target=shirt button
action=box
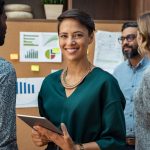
[132,85,134,88]
[130,114,132,117]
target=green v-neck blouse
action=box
[38,67,126,150]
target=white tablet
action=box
[17,114,63,135]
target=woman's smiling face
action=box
[58,18,93,62]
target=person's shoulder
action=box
[113,60,127,72]
[43,70,62,83]
[0,57,13,66]
[138,67,150,93]
[0,57,15,74]
[93,67,125,104]
[143,67,150,79]
[113,61,128,78]
[93,67,117,82]
[144,57,150,67]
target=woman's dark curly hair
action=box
[0,0,4,15]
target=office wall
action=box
[72,0,130,20]
[130,0,150,20]
[5,0,150,20]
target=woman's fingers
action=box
[32,124,75,150]
[32,128,41,138]
[61,123,75,149]
[32,129,44,146]
[31,127,49,147]
[61,123,68,136]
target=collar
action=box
[127,56,149,70]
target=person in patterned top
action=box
[0,0,18,149]
[134,12,150,150]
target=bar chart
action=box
[16,81,35,94]
[24,49,38,59]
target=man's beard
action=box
[122,45,139,59]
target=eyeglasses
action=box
[118,34,137,44]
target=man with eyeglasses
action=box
[113,21,150,150]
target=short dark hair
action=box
[121,21,138,31]
[57,9,95,35]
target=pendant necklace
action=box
[61,63,95,89]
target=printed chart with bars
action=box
[24,49,38,59]
[17,81,35,94]
[16,78,44,108]
[20,32,62,62]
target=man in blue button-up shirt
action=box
[113,22,150,150]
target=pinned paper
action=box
[31,65,40,72]
[51,69,58,73]
[16,77,44,108]
[20,32,62,62]
[10,53,19,60]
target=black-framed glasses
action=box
[118,34,137,44]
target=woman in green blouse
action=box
[32,9,126,150]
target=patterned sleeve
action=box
[0,60,18,150]
[134,68,150,150]
[135,69,150,113]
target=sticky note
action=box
[10,53,19,60]
[31,65,40,72]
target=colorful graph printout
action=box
[20,32,62,62]
[16,77,44,108]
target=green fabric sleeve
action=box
[96,77,126,150]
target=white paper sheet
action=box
[94,30,124,73]
[20,32,62,62]
[16,77,44,108]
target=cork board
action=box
[0,19,123,150]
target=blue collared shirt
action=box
[113,57,150,137]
